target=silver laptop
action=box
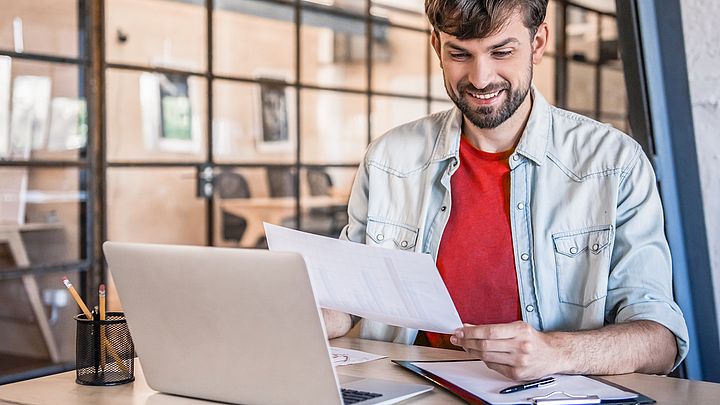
[103,242,432,405]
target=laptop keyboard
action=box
[341,388,383,404]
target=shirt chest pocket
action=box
[552,225,613,307]
[366,218,419,250]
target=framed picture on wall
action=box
[47,97,87,151]
[255,76,294,152]
[139,72,201,153]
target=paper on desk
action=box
[264,223,462,333]
[330,347,386,366]
[411,361,637,405]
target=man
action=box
[323,0,688,381]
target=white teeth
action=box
[469,90,501,100]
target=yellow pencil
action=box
[62,277,92,320]
[99,284,107,371]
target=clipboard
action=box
[392,359,656,405]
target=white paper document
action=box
[330,347,386,366]
[410,361,637,405]
[264,223,462,333]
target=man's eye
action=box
[493,50,513,58]
[450,53,469,59]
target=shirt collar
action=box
[433,86,551,166]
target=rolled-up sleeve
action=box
[606,147,689,369]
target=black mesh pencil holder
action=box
[75,312,135,386]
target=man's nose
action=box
[467,59,496,91]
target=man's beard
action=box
[446,68,532,129]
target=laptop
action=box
[103,242,432,405]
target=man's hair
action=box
[425,0,549,40]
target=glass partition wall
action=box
[0,0,626,383]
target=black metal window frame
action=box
[0,0,627,287]
[552,0,626,124]
[0,2,92,284]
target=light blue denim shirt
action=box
[340,88,689,368]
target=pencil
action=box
[99,284,106,371]
[62,277,92,320]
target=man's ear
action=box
[431,30,443,68]
[531,22,549,64]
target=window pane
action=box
[214,0,295,80]
[299,167,353,237]
[107,167,206,244]
[600,67,626,116]
[371,1,427,30]
[372,96,426,140]
[213,80,296,164]
[566,61,596,113]
[600,115,627,133]
[429,42,448,99]
[1,58,85,162]
[0,269,78,367]
[0,0,79,58]
[545,0,557,54]
[214,166,297,248]
[0,167,83,263]
[300,11,367,90]
[566,6,598,63]
[303,0,367,14]
[301,89,367,164]
[372,26,427,96]
[534,56,556,104]
[106,69,207,163]
[430,100,453,114]
[600,15,620,65]
[105,0,207,71]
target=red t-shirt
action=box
[425,136,521,349]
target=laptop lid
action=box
[103,242,343,405]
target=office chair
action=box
[216,171,251,245]
[266,167,297,198]
[305,169,348,237]
[307,168,333,196]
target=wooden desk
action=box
[1,337,718,404]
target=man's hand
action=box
[450,320,678,381]
[321,308,352,339]
[450,321,565,381]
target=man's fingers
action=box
[455,321,529,340]
[455,336,516,353]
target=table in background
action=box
[1,337,718,404]
[220,195,348,246]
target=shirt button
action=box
[592,243,600,251]
[526,305,535,313]
[517,202,525,210]
[569,246,578,255]
[377,234,384,241]
[441,206,447,212]
[520,253,530,261]
[401,241,408,248]
[512,154,520,161]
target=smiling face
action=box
[432,13,548,129]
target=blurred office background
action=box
[0,0,717,386]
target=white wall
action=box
[680,0,720,336]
